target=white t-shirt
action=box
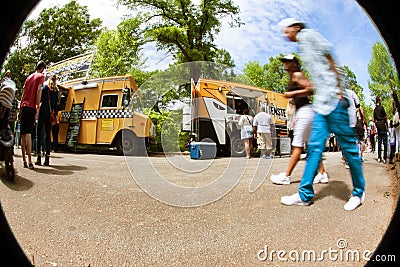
[394,111,400,151]
[347,89,360,128]
[389,127,396,144]
[238,115,253,127]
[253,112,274,133]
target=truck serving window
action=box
[101,94,119,108]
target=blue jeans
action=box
[377,131,388,161]
[298,100,366,202]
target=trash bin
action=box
[190,142,217,160]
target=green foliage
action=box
[130,68,159,88]
[91,16,145,77]
[23,0,103,63]
[242,53,300,92]
[146,109,190,152]
[339,65,366,108]
[241,61,267,88]
[363,105,374,124]
[263,56,289,93]
[368,41,400,115]
[117,0,243,79]
[339,65,373,121]
[1,47,35,99]
[2,0,103,98]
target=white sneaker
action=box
[344,162,350,169]
[270,172,291,185]
[313,172,329,184]
[344,193,365,211]
[281,193,311,206]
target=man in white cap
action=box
[278,18,366,211]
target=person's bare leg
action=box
[21,134,27,164]
[285,146,302,176]
[244,139,251,158]
[24,133,32,164]
[318,161,325,173]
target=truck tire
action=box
[230,136,245,157]
[117,130,145,156]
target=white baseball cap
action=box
[278,18,305,30]
[280,54,296,62]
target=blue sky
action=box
[29,0,385,104]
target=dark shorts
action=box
[20,106,36,135]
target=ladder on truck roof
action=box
[45,52,94,82]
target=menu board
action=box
[279,136,291,155]
[65,102,84,150]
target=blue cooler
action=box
[190,142,217,160]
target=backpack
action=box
[355,110,364,138]
[356,118,364,138]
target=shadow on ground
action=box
[314,180,352,202]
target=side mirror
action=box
[122,86,131,109]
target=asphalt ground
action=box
[0,148,397,266]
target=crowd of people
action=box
[235,17,400,211]
[1,61,60,170]
[236,18,367,211]
[325,94,400,170]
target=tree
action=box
[242,54,301,93]
[91,17,145,77]
[263,56,289,93]
[339,65,373,122]
[241,61,267,88]
[23,0,103,64]
[339,66,365,103]
[1,45,35,99]
[368,41,400,114]
[117,0,243,80]
[2,1,103,96]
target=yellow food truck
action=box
[57,74,155,155]
[183,78,288,156]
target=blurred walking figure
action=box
[388,120,396,165]
[368,117,376,153]
[278,18,365,211]
[2,70,19,142]
[286,98,296,147]
[392,94,400,160]
[20,61,46,169]
[373,96,388,163]
[270,54,328,185]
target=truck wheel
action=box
[230,136,245,157]
[117,130,145,156]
